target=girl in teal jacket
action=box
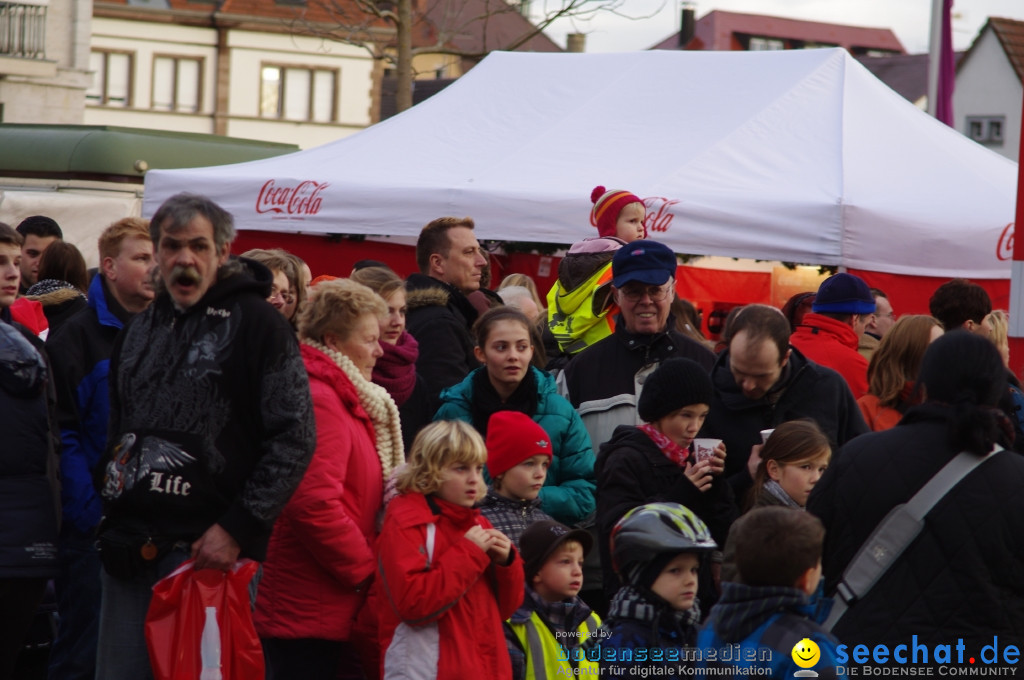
[435,307,596,525]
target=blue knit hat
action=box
[812,273,876,315]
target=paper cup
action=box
[760,428,775,444]
[693,438,721,463]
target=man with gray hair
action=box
[95,193,315,678]
[497,285,541,323]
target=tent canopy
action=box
[143,48,1018,279]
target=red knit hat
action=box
[485,411,553,479]
[590,185,644,238]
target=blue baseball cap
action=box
[611,240,678,288]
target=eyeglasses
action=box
[619,283,672,302]
[269,286,295,305]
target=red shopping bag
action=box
[145,559,264,680]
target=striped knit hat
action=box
[590,185,644,238]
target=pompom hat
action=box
[591,186,644,238]
[485,411,553,479]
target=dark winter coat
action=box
[807,402,1024,649]
[702,346,867,492]
[596,426,736,601]
[26,281,88,337]
[0,312,59,578]
[563,317,716,453]
[594,585,700,674]
[100,259,316,561]
[46,274,131,533]
[698,583,841,678]
[404,273,481,403]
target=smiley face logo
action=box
[792,638,821,669]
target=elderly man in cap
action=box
[563,240,715,453]
[789,272,876,399]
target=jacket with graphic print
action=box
[100,258,315,561]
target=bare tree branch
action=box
[280,0,666,112]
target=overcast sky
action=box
[543,0,1024,54]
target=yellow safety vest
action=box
[546,263,618,355]
[510,610,601,680]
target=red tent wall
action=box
[233,231,1010,338]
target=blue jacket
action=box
[698,582,843,679]
[435,366,596,525]
[46,274,126,533]
[594,584,700,674]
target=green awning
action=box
[0,124,299,182]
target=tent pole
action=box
[926,0,943,118]
[1008,91,1024,379]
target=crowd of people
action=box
[1,184,1023,680]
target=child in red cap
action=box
[479,411,556,548]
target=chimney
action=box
[679,3,696,48]
[567,33,586,53]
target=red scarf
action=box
[638,423,692,468]
[372,331,418,406]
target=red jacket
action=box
[790,312,869,399]
[254,344,382,640]
[377,492,524,679]
[857,393,902,432]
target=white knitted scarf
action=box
[302,338,405,481]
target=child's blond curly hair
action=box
[397,420,487,495]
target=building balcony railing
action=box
[0,2,47,60]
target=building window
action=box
[749,36,784,51]
[152,56,202,113]
[88,50,133,107]
[260,65,337,122]
[966,116,1005,146]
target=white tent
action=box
[143,48,1018,279]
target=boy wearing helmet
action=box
[698,507,843,678]
[597,502,717,674]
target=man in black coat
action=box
[95,194,315,678]
[405,216,492,404]
[701,304,867,497]
[564,240,715,454]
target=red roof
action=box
[651,10,904,55]
[418,0,560,56]
[95,0,390,33]
[960,16,1024,83]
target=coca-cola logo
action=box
[997,222,1014,261]
[256,180,328,216]
[643,197,680,234]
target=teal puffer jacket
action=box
[435,366,596,525]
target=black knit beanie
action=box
[638,358,714,423]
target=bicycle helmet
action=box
[610,502,717,583]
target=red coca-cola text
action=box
[256,180,328,216]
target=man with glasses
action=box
[858,288,895,361]
[563,240,714,453]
